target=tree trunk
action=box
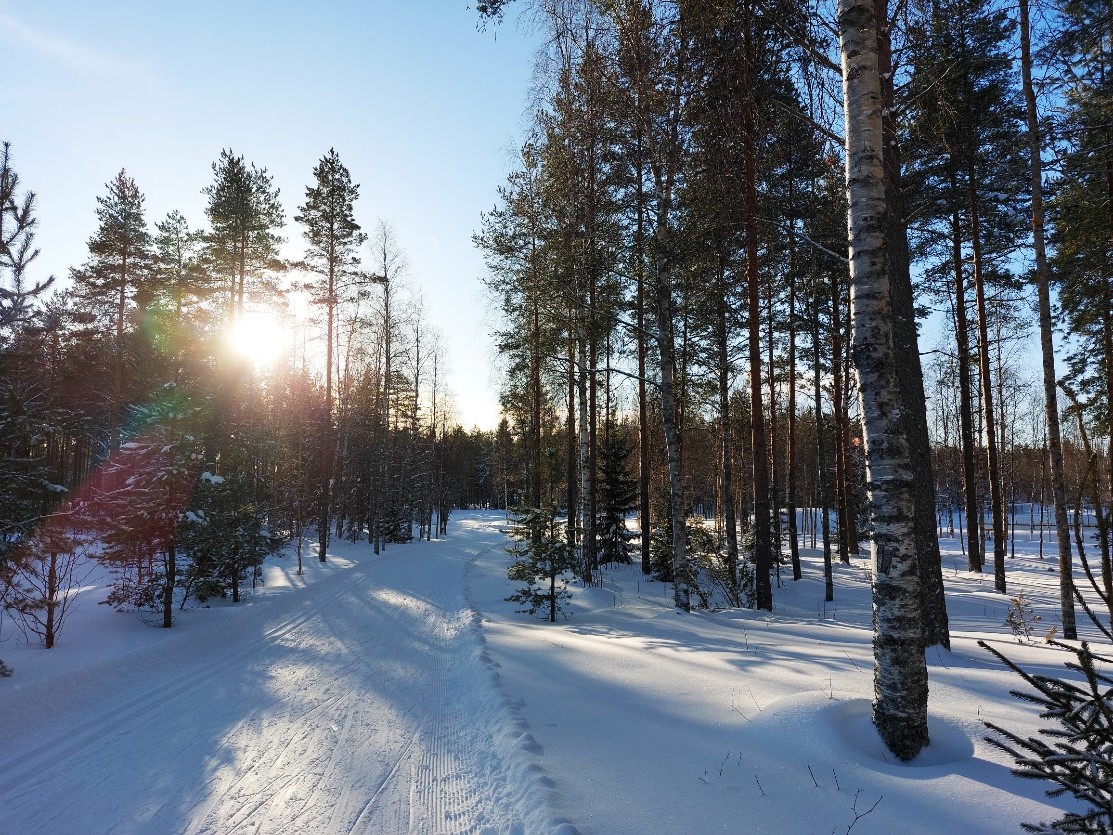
[653,251,689,612]
[814,276,834,601]
[566,328,578,551]
[839,0,929,759]
[951,206,982,570]
[969,176,1007,593]
[718,250,740,583]
[768,284,782,585]
[875,0,949,646]
[637,203,652,576]
[831,269,851,563]
[578,330,592,582]
[163,542,175,629]
[319,262,336,563]
[788,262,801,582]
[743,74,773,611]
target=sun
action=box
[228,309,287,367]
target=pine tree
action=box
[1050,0,1113,550]
[203,150,283,321]
[295,148,367,562]
[151,210,212,380]
[71,170,153,451]
[0,141,53,340]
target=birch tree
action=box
[838,0,929,760]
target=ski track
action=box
[0,517,561,835]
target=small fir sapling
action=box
[982,639,1113,833]
[595,424,638,566]
[505,505,578,622]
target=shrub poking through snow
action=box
[651,508,753,608]
[1003,593,1042,642]
[982,639,1113,833]
[505,505,577,622]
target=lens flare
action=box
[228,310,285,367]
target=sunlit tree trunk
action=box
[839,0,929,759]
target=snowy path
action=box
[0,517,551,835]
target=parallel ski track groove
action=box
[0,562,369,804]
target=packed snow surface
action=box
[0,510,1092,833]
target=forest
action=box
[0,143,506,654]
[472,0,1113,772]
[2,0,1113,815]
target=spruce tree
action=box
[83,386,202,625]
[983,639,1113,833]
[596,420,638,565]
[506,505,578,622]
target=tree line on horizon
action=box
[0,143,506,663]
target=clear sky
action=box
[2,0,541,430]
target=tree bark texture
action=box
[1018,0,1075,637]
[839,0,929,759]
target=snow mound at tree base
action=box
[755,692,975,771]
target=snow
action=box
[0,510,1097,833]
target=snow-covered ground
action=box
[0,510,1095,833]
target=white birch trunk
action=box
[838,0,929,760]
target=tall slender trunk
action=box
[717,250,740,581]
[843,298,862,554]
[744,100,773,610]
[768,285,782,583]
[578,329,592,582]
[566,328,578,551]
[740,2,772,608]
[951,206,982,570]
[788,274,801,581]
[813,275,832,599]
[531,297,543,509]
[969,175,1007,593]
[875,0,949,645]
[653,251,689,611]
[319,260,336,562]
[839,0,929,759]
[830,271,851,562]
[637,179,652,575]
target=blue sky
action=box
[3,0,540,429]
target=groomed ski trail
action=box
[0,513,563,834]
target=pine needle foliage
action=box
[982,639,1113,833]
